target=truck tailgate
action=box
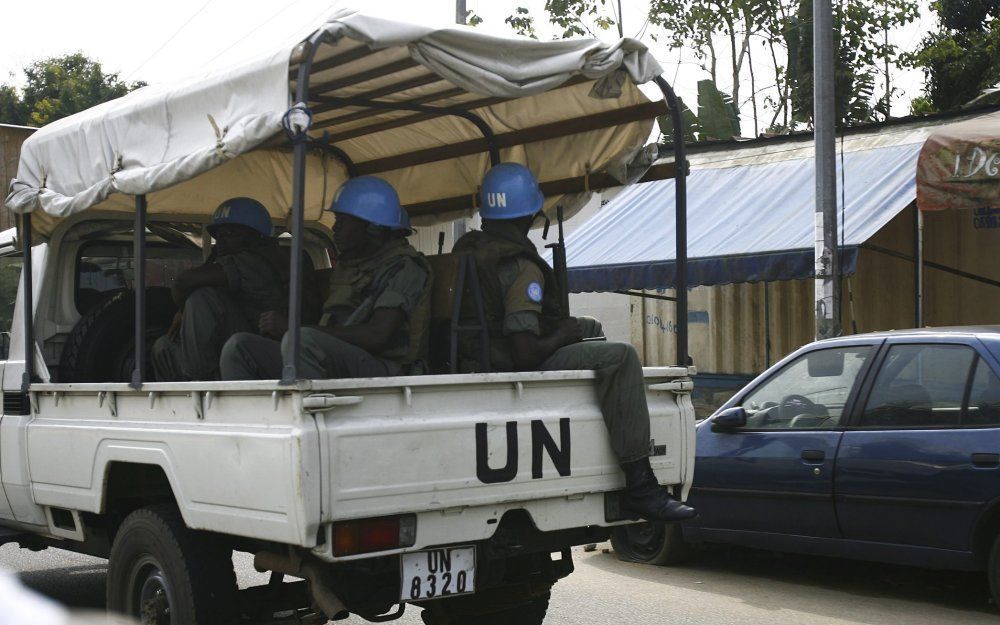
[311,368,694,527]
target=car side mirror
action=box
[712,407,747,431]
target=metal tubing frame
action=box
[311,94,501,166]
[282,31,331,384]
[914,203,924,327]
[653,76,689,367]
[131,195,148,389]
[310,138,359,178]
[20,212,34,391]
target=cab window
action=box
[76,242,200,314]
[741,346,873,429]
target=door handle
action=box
[801,450,826,463]
[971,453,1000,468]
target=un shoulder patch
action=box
[526,282,543,303]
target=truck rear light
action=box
[331,514,416,557]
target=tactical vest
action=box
[452,228,566,372]
[321,238,432,367]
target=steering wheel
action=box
[779,394,818,420]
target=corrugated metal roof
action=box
[561,125,932,292]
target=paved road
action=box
[2,541,997,624]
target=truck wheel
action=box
[107,505,238,625]
[611,522,691,566]
[420,584,551,625]
[60,287,176,382]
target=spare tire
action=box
[60,288,177,383]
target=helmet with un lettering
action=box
[330,176,412,233]
[479,163,544,220]
[208,197,273,237]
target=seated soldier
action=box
[152,197,292,381]
[453,163,697,523]
[220,176,432,380]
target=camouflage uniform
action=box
[220,238,431,380]
[152,246,289,381]
[454,222,651,463]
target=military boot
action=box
[621,457,697,522]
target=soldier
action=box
[220,176,432,381]
[152,197,291,381]
[453,163,696,523]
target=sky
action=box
[0,0,938,132]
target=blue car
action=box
[612,327,1000,602]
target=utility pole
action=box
[456,0,466,25]
[813,0,840,340]
[617,0,624,37]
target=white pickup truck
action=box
[1,11,696,625]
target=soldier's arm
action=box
[311,308,406,353]
[171,263,228,305]
[500,260,581,369]
[508,320,582,369]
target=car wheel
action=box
[611,522,691,566]
[988,534,1000,609]
[107,505,238,625]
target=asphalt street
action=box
[2,541,997,624]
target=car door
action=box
[692,342,877,538]
[835,338,1000,551]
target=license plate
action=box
[400,546,476,601]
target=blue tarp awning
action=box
[562,141,923,293]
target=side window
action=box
[860,344,976,428]
[967,358,1000,426]
[741,346,873,429]
[77,242,200,315]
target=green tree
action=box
[910,0,1000,111]
[0,53,145,127]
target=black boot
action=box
[620,457,697,522]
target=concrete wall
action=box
[0,124,35,232]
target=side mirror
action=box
[712,407,747,431]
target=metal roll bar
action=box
[131,194,148,389]
[20,212,33,392]
[653,76,689,368]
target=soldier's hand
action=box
[258,311,289,339]
[556,317,583,346]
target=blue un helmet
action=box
[479,163,544,220]
[330,176,412,234]
[208,197,273,237]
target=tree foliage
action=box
[909,0,1000,112]
[505,0,918,134]
[0,53,145,127]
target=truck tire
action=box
[106,505,238,625]
[60,288,176,382]
[611,522,691,566]
[419,583,551,625]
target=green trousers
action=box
[220,328,400,380]
[152,287,252,381]
[539,317,651,463]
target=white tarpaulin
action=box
[6,10,664,235]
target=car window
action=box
[0,256,22,337]
[741,346,873,429]
[967,358,1000,426]
[860,344,976,428]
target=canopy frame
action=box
[277,35,692,382]
[14,24,692,388]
